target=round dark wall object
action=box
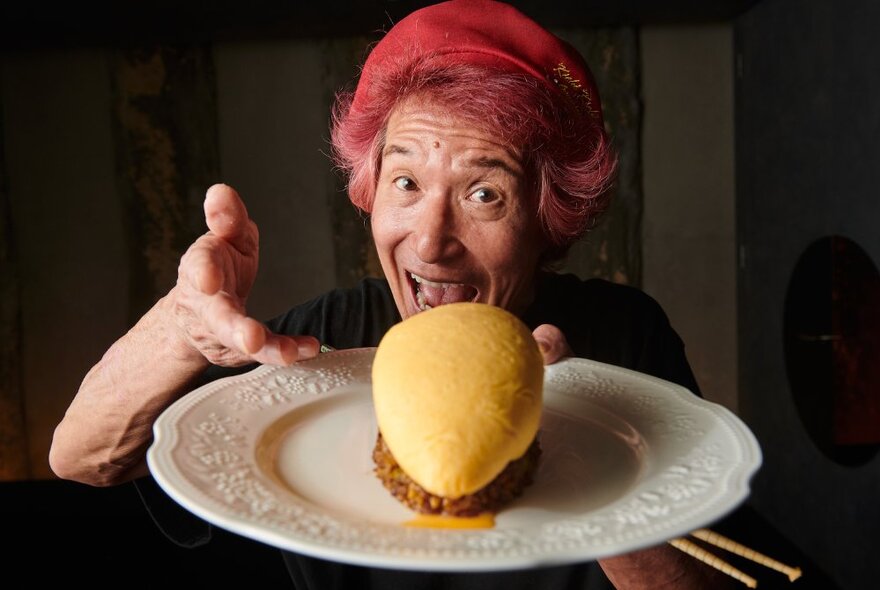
[784,235,880,466]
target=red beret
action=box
[352,0,604,125]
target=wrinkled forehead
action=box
[382,95,525,165]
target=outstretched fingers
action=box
[261,332,320,366]
[199,291,318,365]
[171,183,317,367]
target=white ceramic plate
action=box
[147,348,761,571]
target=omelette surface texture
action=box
[372,302,544,499]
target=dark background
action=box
[1,1,877,588]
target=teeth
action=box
[415,289,433,311]
[410,272,452,288]
[411,272,454,312]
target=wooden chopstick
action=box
[669,537,758,588]
[691,528,803,582]
[669,528,803,588]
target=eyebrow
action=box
[462,156,522,178]
[382,144,412,158]
[382,144,522,177]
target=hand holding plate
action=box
[532,323,574,365]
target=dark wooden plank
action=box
[319,37,387,289]
[110,45,221,320]
[559,27,642,286]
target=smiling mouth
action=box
[409,272,478,311]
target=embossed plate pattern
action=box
[148,348,761,571]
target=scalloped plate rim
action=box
[147,348,762,571]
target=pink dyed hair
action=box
[330,55,618,260]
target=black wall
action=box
[736,1,879,588]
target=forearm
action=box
[50,293,210,486]
[599,544,735,589]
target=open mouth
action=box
[408,272,478,311]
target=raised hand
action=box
[50,184,319,485]
[170,183,318,366]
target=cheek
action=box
[370,214,391,263]
[370,193,390,235]
[370,198,405,258]
[486,214,541,261]
[481,224,544,278]
[372,190,420,240]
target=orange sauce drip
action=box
[404,513,495,529]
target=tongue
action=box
[420,283,477,307]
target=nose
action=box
[414,193,465,263]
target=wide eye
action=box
[469,187,499,204]
[394,176,417,191]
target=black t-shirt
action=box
[137,273,700,590]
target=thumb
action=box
[532,324,573,365]
[204,183,258,254]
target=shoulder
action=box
[531,273,698,392]
[533,273,669,329]
[267,278,399,349]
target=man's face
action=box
[371,100,546,320]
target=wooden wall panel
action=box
[320,37,386,289]
[557,28,642,286]
[110,45,221,318]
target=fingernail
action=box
[298,341,317,359]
